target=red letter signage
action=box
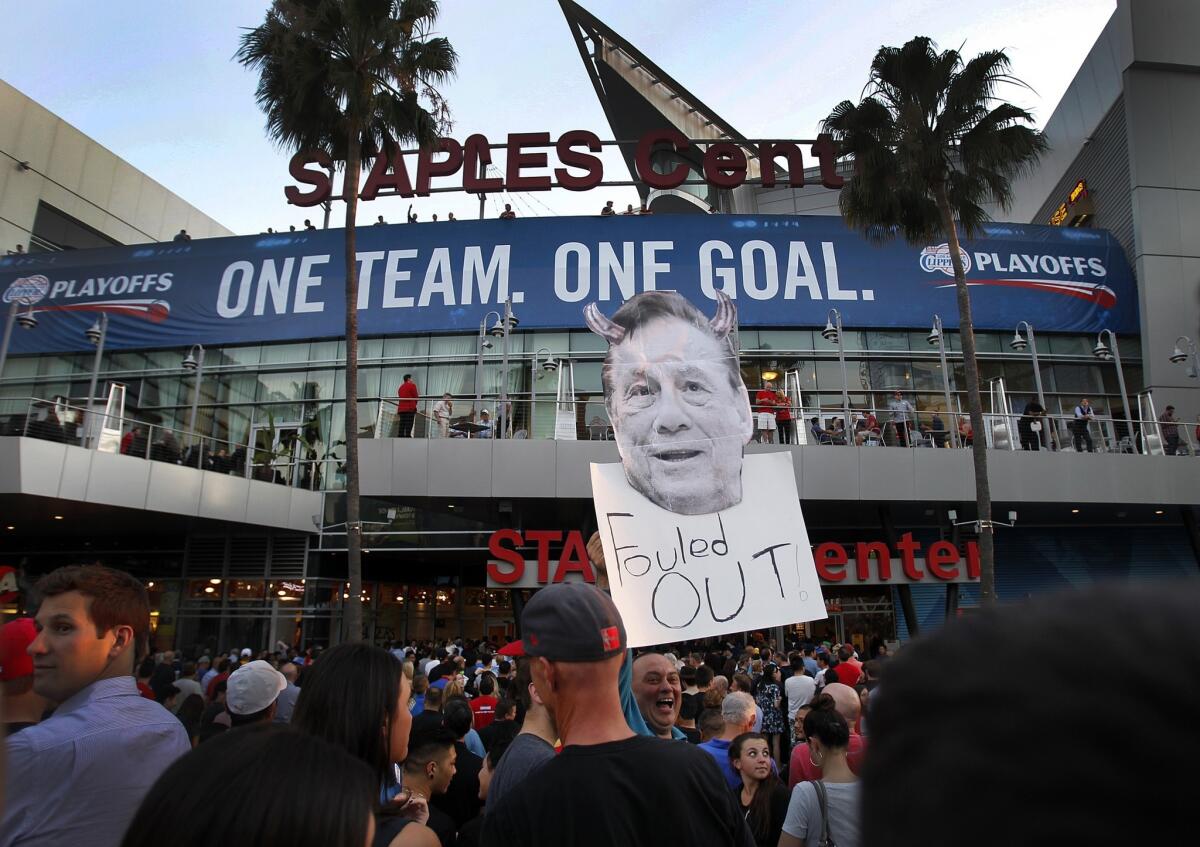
[814,542,848,582]
[285,150,334,207]
[505,132,553,191]
[635,129,690,189]
[486,529,525,585]
[554,130,604,191]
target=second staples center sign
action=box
[486,529,980,589]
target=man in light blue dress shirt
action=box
[2,565,191,847]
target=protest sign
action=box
[591,451,826,646]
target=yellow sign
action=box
[1068,179,1088,204]
[1050,203,1069,226]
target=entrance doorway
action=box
[250,421,303,485]
[807,612,844,645]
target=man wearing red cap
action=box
[0,618,50,734]
[482,582,752,847]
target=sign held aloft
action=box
[592,452,825,647]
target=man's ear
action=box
[109,624,135,659]
[537,657,557,693]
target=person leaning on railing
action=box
[1158,405,1180,455]
[774,390,794,445]
[1072,398,1096,452]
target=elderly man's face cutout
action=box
[589,293,753,515]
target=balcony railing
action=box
[4,395,1194,497]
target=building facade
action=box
[1,1,1197,655]
[0,81,233,255]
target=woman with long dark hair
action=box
[754,663,786,764]
[291,643,437,847]
[728,732,789,847]
[122,724,376,847]
[779,693,861,847]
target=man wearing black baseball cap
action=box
[482,582,753,847]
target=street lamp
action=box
[530,347,556,435]
[474,299,520,437]
[927,315,959,447]
[475,311,500,421]
[1092,329,1132,445]
[182,344,205,450]
[822,309,850,437]
[1010,321,1052,448]
[16,306,37,331]
[0,302,38,384]
[1169,335,1199,378]
[83,313,109,448]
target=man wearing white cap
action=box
[226,660,287,728]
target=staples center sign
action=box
[485,530,980,589]
[285,130,844,206]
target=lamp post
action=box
[0,301,39,383]
[1169,335,1200,378]
[530,347,556,436]
[821,308,850,436]
[1009,321,1051,449]
[182,344,205,450]
[498,298,519,439]
[926,315,959,447]
[83,313,109,448]
[474,311,498,419]
[1093,329,1131,446]
[474,299,520,438]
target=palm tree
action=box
[238,0,457,641]
[824,37,1046,605]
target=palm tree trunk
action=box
[343,134,364,642]
[934,183,997,606]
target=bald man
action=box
[787,683,867,788]
[632,653,686,741]
[483,583,752,847]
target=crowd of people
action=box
[2,557,1195,847]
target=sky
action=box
[3,0,1117,235]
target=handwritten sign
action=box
[591,451,826,647]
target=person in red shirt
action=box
[788,684,867,788]
[754,381,779,444]
[774,388,794,444]
[836,645,863,686]
[396,374,419,437]
[470,672,499,730]
[206,659,233,700]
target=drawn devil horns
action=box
[583,290,737,345]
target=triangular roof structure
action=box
[557,0,763,196]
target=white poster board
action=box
[591,451,826,647]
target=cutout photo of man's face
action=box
[606,313,752,515]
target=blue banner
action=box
[0,215,1136,354]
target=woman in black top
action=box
[730,732,790,847]
[292,643,438,847]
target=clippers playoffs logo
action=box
[919,244,972,276]
[3,275,49,306]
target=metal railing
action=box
[776,404,1200,456]
[4,397,340,491]
[5,395,1194,497]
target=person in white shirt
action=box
[887,390,916,447]
[784,655,816,730]
[431,393,453,438]
[477,410,493,438]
